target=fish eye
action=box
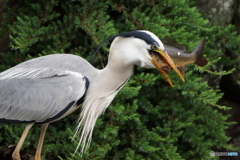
[151,45,158,50]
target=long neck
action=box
[74,52,134,153]
[99,58,134,92]
[88,48,134,95]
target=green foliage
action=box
[0,0,239,159]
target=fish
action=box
[165,38,207,67]
[150,39,208,86]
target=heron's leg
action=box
[12,122,35,160]
[35,123,49,160]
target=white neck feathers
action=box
[73,51,133,153]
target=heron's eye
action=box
[151,45,158,50]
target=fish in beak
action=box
[163,39,208,69]
[150,47,185,87]
[151,39,208,87]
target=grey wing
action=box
[0,69,89,124]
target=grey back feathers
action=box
[0,54,90,123]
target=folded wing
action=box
[0,67,89,124]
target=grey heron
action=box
[0,30,184,160]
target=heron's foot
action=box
[12,151,21,160]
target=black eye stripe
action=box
[119,31,159,46]
[90,31,160,62]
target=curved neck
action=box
[98,56,134,93]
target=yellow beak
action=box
[151,48,185,87]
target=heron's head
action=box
[109,30,184,86]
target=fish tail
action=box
[192,39,208,66]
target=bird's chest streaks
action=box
[115,76,131,92]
